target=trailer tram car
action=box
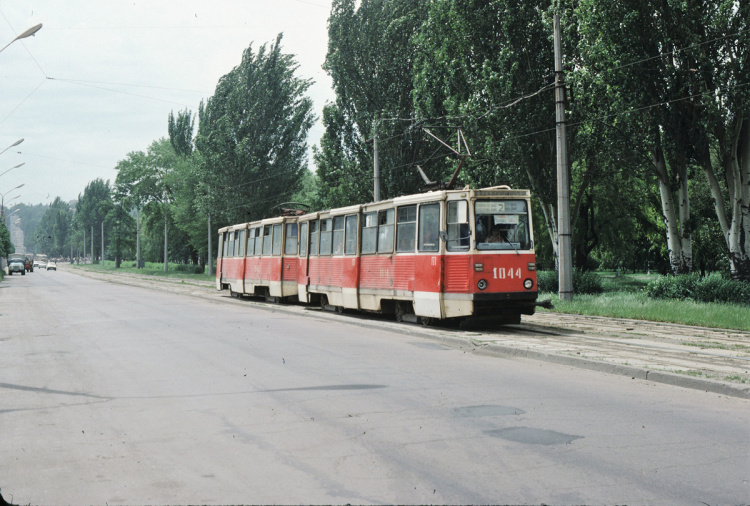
[217,186,538,324]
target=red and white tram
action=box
[217,186,538,324]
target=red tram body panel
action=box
[217,186,538,323]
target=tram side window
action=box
[396,205,417,252]
[247,228,256,256]
[237,230,245,257]
[272,224,282,255]
[263,225,273,256]
[285,223,298,255]
[377,209,395,253]
[310,220,320,256]
[345,215,358,255]
[299,222,308,256]
[228,232,235,257]
[254,228,263,256]
[218,234,225,259]
[332,216,345,255]
[418,203,440,252]
[320,218,333,255]
[361,212,377,254]
[222,233,228,258]
[447,201,470,251]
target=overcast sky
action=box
[0,0,335,207]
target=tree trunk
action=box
[652,130,691,275]
[526,168,558,270]
[728,117,750,281]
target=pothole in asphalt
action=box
[485,426,583,445]
[454,405,525,417]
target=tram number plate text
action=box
[493,267,521,279]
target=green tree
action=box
[0,222,12,257]
[316,0,430,208]
[413,0,570,264]
[168,108,195,158]
[75,179,113,262]
[105,183,136,267]
[34,197,73,257]
[115,139,177,271]
[195,33,315,226]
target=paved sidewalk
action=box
[66,265,750,399]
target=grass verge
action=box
[537,291,750,331]
[69,261,214,283]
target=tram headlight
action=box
[523,278,534,290]
[477,279,488,290]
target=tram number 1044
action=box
[493,267,522,279]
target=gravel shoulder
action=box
[65,264,750,399]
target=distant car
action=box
[46,261,56,271]
[7,255,25,275]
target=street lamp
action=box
[0,23,42,53]
[1,183,24,222]
[0,162,25,179]
[0,138,23,156]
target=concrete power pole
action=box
[554,14,573,300]
[373,128,381,202]
[208,212,213,276]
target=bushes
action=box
[646,272,750,305]
[536,270,603,295]
[537,271,558,293]
[173,264,205,274]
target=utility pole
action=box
[373,125,381,202]
[207,212,213,276]
[101,221,104,266]
[90,225,94,263]
[554,14,573,300]
[136,206,141,268]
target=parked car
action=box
[7,254,25,275]
[46,261,57,271]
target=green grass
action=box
[538,272,750,331]
[70,260,215,283]
[538,291,750,331]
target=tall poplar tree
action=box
[195,34,315,225]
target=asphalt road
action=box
[1,268,748,504]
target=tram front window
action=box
[475,200,530,251]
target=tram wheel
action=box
[420,316,434,326]
[394,301,408,322]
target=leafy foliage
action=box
[195,34,315,225]
[647,273,750,305]
[0,222,12,256]
[315,0,430,208]
[537,270,603,294]
[34,198,74,257]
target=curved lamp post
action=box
[0,138,23,156]
[0,162,25,179]
[1,183,24,222]
[0,23,42,53]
